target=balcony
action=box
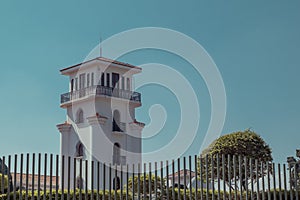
[61,85,141,104]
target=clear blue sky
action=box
[0,1,299,163]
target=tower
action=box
[57,57,144,189]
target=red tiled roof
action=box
[60,57,141,72]
[11,173,58,188]
[167,169,196,178]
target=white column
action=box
[57,122,72,189]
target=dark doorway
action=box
[113,176,120,190]
[112,73,120,88]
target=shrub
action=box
[0,174,8,193]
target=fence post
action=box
[256,159,260,200]
[278,163,282,200]
[172,160,175,200]
[228,155,232,200]
[138,163,141,200]
[217,154,220,200]
[14,154,17,200]
[37,154,41,200]
[20,154,23,200]
[222,154,226,200]
[178,158,181,200]
[194,155,198,200]
[283,164,287,200]
[238,155,242,200]
[160,161,164,200]
[44,154,48,200]
[261,161,265,200]
[273,163,277,200]
[233,155,237,200]
[8,155,11,200]
[183,157,187,200]
[143,163,146,200]
[50,155,54,200]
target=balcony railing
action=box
[60,85,141,104]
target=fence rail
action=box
[0,153,299,199]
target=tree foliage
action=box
[0,174,9,193]
[126,174,166,195]
[198,129,273,190]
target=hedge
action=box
[0,188,299,199]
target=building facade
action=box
[57,57,144,189]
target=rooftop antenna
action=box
[100,36,103,57]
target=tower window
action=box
[71,79,74,91]
[106,73,110,87]
[112,110,122,132]
[112,73,120,89]
[113,143,121,165]
[79,74,86,90]
[76,109,84,124]
[126,78,130,90]
[75,78,78,90]
[101,73,105,86]
[91,73,94,86]
[87,73,90,87]
[75,142,84,157]
[121,77,125,90]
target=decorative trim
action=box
[56,122,72,134]
[129,119,145,131]
[87,113,108,125]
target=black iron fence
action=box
[0,153,299,199]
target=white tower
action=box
[57,57,144,189]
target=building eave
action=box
[60,57,142,75]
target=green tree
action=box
[198,129,273,190]
[0,173,9,193]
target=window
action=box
[112,73,120,88]
[91,73,94,86]
[76,109,84,124]
[113,176,120,190]
[75,78,78,90]
[87,73,90,87]
[112,110,121,132]
[79,74,86,90]
[76,176,83,189]
[113,143,120,165]
[121,77,125,90]
[126,78,130,90]
[71,79,74,91]
[75,142,84,157]
[106,73,110,87]
[101,73,105,86]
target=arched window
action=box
[76,176,83,189]
[75,142,84,157]
[113,143,120,165]
[113,176,120,190]
[112,110,121,132]
[76,109,84,124]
